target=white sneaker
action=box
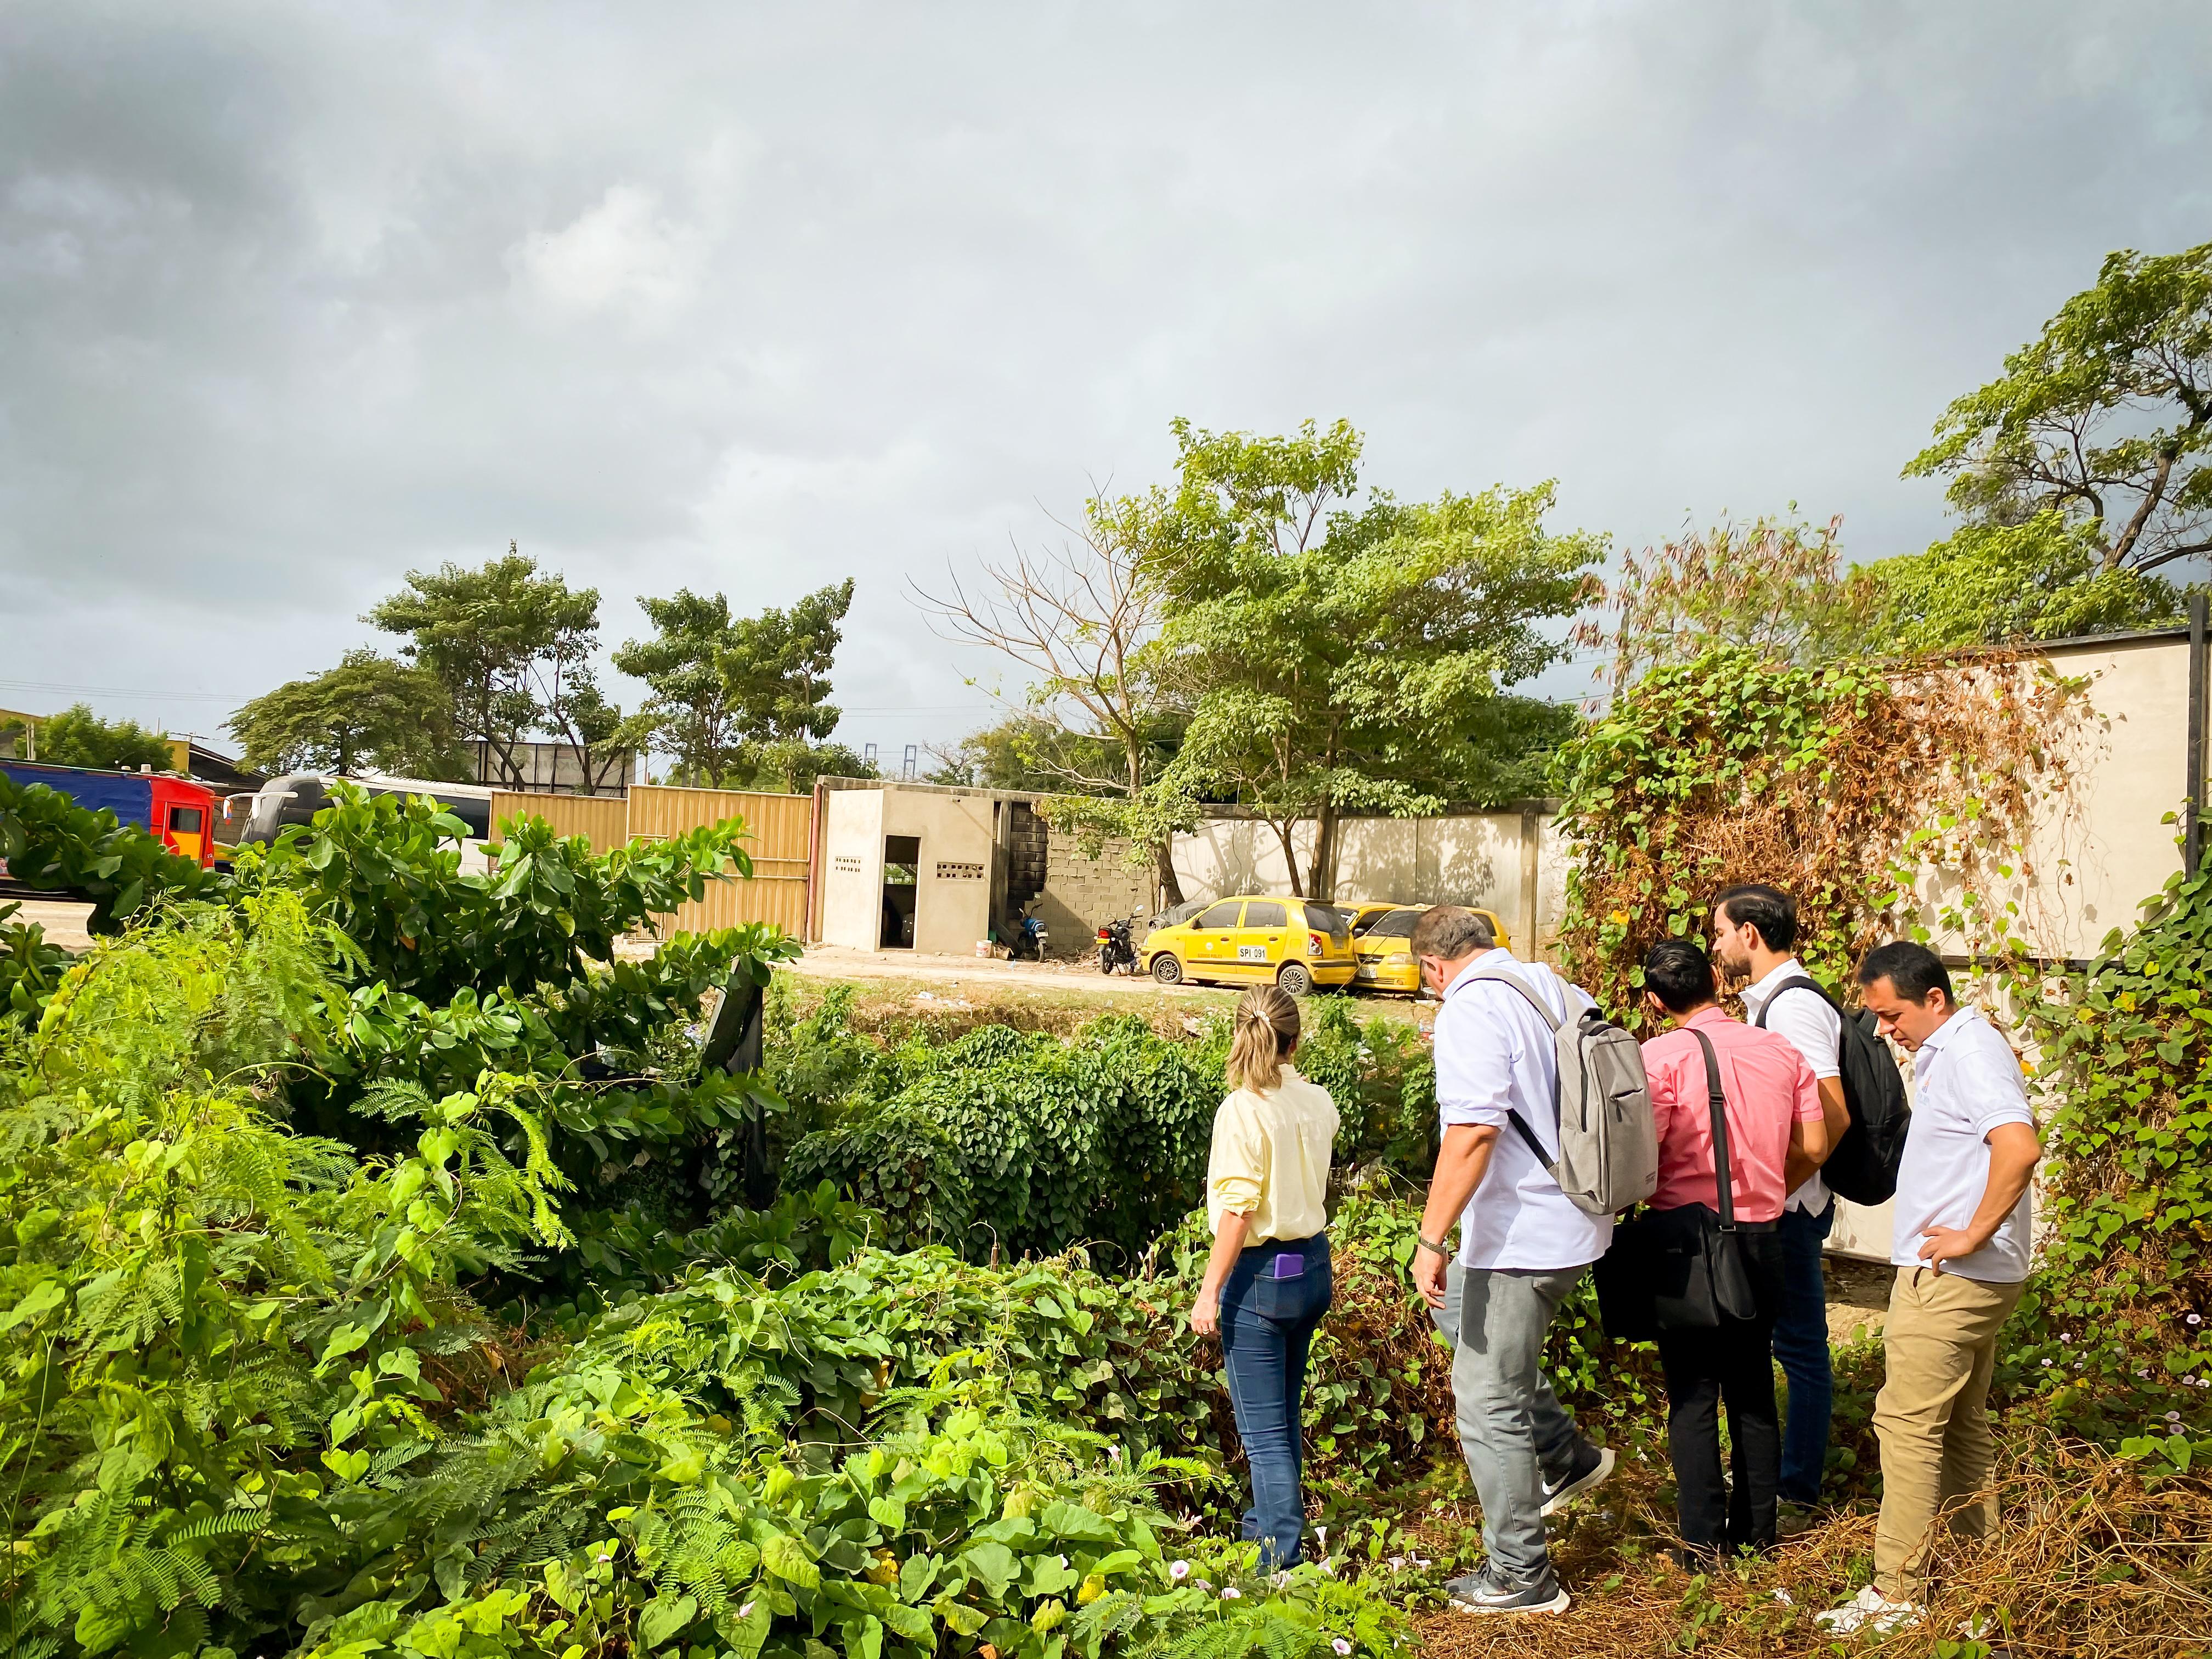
[1813,1584,1921,1635]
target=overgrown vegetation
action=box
[0,787,1454,1659]
[2007,855,2212,1443]
[769,990,1439,1262]
[1551,645,2080,1023]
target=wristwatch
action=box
[1415,1234,1451,1257]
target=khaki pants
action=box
[1871,1267,2027,1600]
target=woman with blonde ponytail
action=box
[1190,983,1340,1567]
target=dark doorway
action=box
[881,834,920,948]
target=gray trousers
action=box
[1435,1261,1591,1576]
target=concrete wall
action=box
[883,788,1000,955]
[1940,633,2195,963]
[1036,828,1153,956]
[1170,805,1570,957]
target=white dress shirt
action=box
[1739,958,1843,1215]
[1434,950,1612,1272]
[1889,1007,2037,1283]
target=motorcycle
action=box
[1095,916,1138,975]
[1008,909,1051,962]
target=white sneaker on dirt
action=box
[1445,1562,1570,1615]
[1813,1584,1921,1635]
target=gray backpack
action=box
[1466,963,1659,1217]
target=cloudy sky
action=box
[3,1,2208,768]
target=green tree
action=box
[719,737,877,795]
[616,581,856,791]
[719,579,855,751]
[368,544,626,792]
[225,650,462,777]
[22,703,171,771]
[611,589,742,783]
[926,714,1120,792]
[1861,511,2180,651]
[1149,420,1601,899]
[1572,514,1875,694]
[1906,241,2212,578]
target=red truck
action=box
[0,760,222,868]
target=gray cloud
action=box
[2,1,2208,750]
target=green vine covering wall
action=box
[1551,646,2078,1023]
[2007,858,2212,1444]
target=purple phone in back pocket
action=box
[1272,1252,1304,1279]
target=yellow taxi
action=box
[1142,894,1359,994]
[1339,902,1513,994]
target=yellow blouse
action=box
[1205,1065,1340,1244]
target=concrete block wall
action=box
[1035,829,1153,958]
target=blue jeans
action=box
[1218,1234,1333,1567]
[1772,1200,1835,1503]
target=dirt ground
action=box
[3,896,94,950]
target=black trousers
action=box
[1658,1314,1782,1554]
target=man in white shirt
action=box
[1409,906,1614,1617]
[1711,884,1852,1513]
[1818,941,2040,1637]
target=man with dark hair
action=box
[1638,938,1826,1561]
[1817,941,2040,1637]
[1711,884,1852,1518]
[1408,906,1612,1615]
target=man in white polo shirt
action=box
[1409,906,1615,1617]
[1818,941,2040,1637]
[1711,884,1852,1515]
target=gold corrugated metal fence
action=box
[488,791,631,853]
[487,785,810,938]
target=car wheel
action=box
[1277,962,1313,996]
[1150,954,1184,986]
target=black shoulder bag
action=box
[1593,1029,1774,1339]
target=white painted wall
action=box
[819,787,887,950]
[1953,634,2193,962]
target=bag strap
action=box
[1463,963,1566,1032]
[1752,975,1842,1030]
[1689,1028,1736,1231]
[1460,964,1566,1167]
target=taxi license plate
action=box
[1355,964,1378,980]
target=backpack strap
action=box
[1459,963,1566,1168]
[1751,975,1842,1029]
[1689,1028,1736,1230]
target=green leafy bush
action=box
[247,787,758,1003]
[775,1000,1442,1263]
[0,902,1412,1659]
[2005,856,2212,1438]
[0,901,70,1025]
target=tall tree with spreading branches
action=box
[227,651,460,778]
[368,546,625,793]
[912,490,1192,903]
[1906,241,2212,579]
[1150,419,1599,900]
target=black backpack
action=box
[1754,977,1911,1206]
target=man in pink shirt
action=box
[1639,938,1829,1560]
